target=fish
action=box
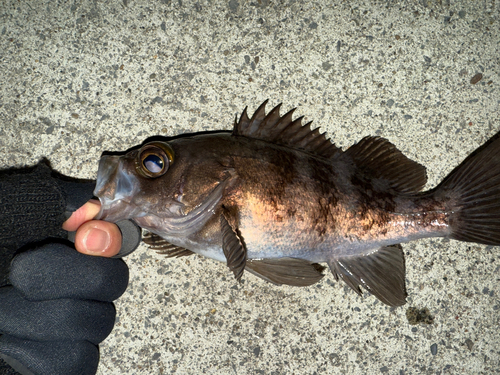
[94,101,500,306]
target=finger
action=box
[74,220,122,257]
[62,200,101,231]
[10,244,129,301]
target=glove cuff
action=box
[0,163,66,249]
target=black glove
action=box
[0,244,128,375]
[0,162,140,375]
[0,162,93,287]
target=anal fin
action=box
[143,232,194,258]
[246,258,325,287]
[327,245,407,306]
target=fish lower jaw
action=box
[97,198,146,222]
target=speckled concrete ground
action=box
[1,0,499,374]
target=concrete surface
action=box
[1,0,499,374]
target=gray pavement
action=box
[1,0,499,374]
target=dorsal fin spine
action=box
[233,101,340,158]
[275,108,296,129]
[264,104,282,127]
[288,119,312,143]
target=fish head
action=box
[94,137,233,238]
[94,141,184,223]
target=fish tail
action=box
[434,133,500,245]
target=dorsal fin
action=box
[345,136,427,193]
[233,100,340,159]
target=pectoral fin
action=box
[245,258,325,287]
[143,232,194,257]
[327,245,407,306]
[220,210,247,282]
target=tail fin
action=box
[434,133,500,245]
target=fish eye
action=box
[136,142,174,178]
[143,154,164,173]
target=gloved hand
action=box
[0,162,141,375]
[0,244,129,375]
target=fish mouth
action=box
[94,155,144,222]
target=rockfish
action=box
[94,101,500,306]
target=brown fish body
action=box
[95,101,500,306]
[163,134,447,260]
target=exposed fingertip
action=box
[75,221,122,257]
[62,200,102,231]
[83,228,110,253]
